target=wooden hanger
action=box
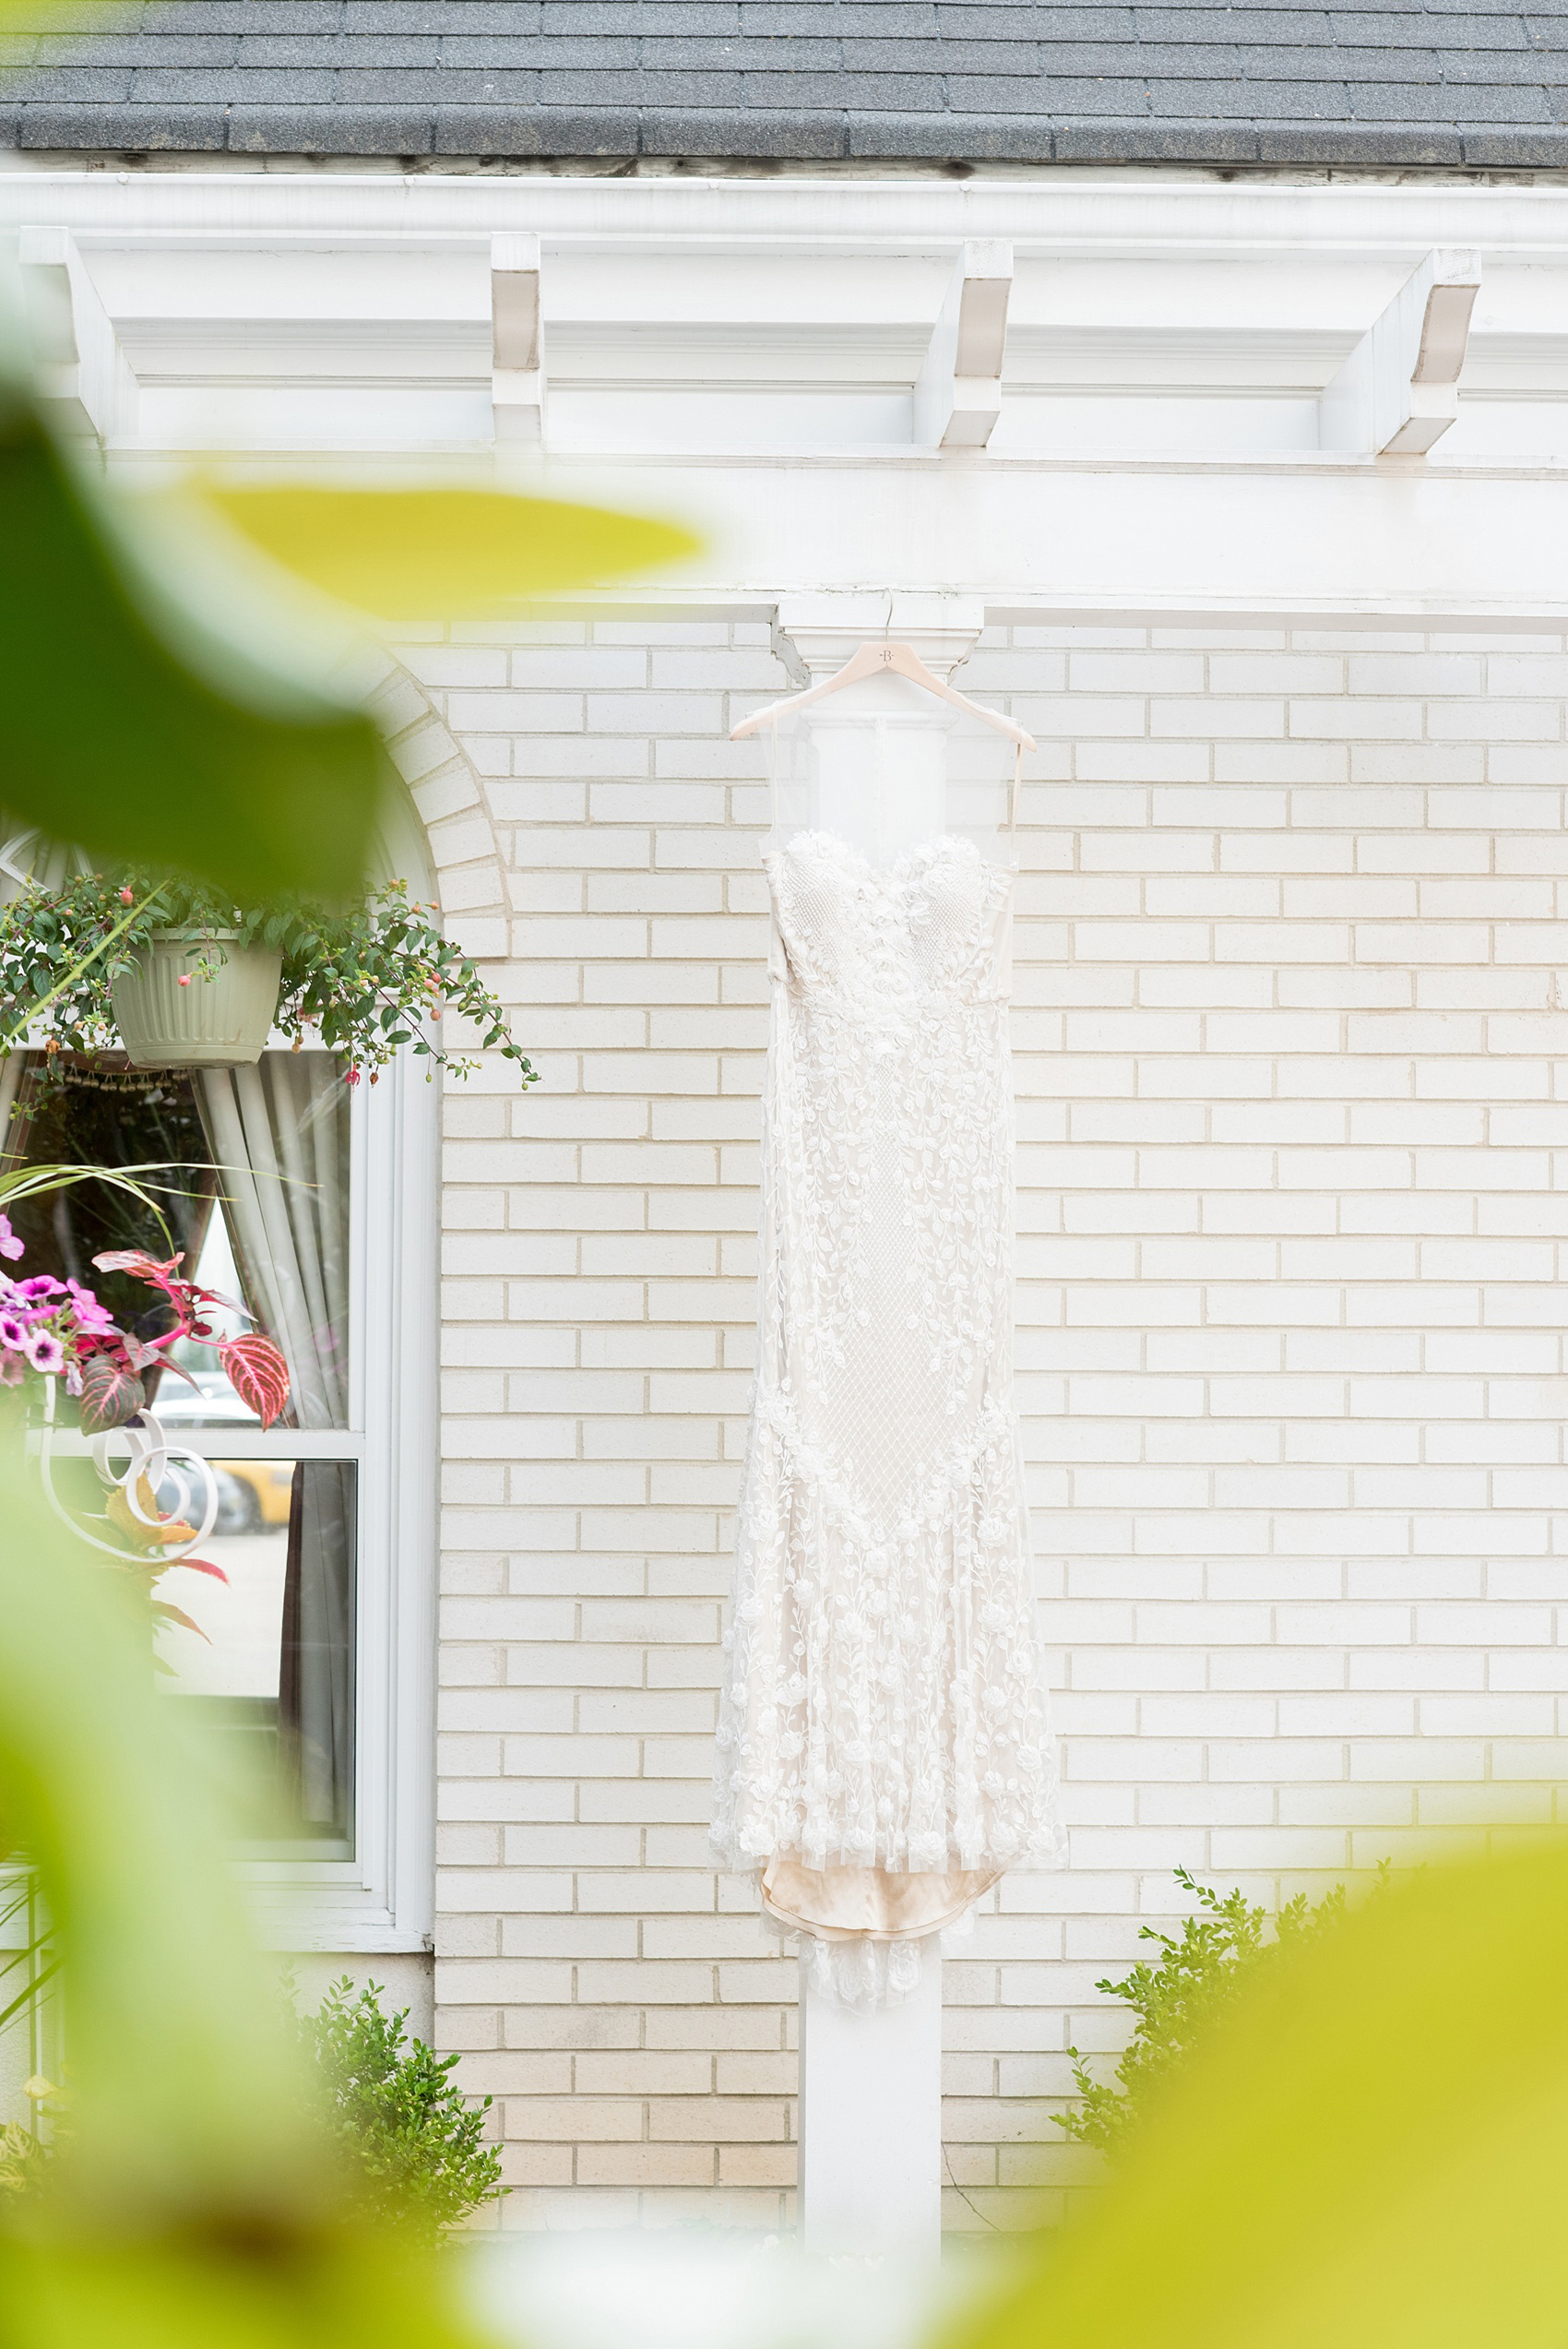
[731,639,1037,752]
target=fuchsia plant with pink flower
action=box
[0,1229,290,1436]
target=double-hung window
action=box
[1,927,436,1953]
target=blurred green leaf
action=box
[206,485,701,621]
[0,408,698,904]
[0,2231,496,2349]
[0,1448,498,2347]
[0,0,123,30]
[957,1834,1568,2349]
[0,395,388,904]
[0,1451,317,2223]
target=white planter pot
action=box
[111,930,282,1068]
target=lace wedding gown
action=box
[712,830,1065,2009]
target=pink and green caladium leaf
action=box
[75,1354,146,1437]
[218,1333,290,1430]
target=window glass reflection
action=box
[156,1460,356,1851]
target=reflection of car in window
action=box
[213,1461,295,1536]
[152,1370,256,1425]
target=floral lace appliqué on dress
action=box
[712,832,1066,2009]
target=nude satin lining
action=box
[759,1860,1003,1943]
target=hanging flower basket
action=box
[0,870,537,1090]
[111,930,283,1069]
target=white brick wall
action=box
[406,616,1568,2233]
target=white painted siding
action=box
[411,616,1568,2232]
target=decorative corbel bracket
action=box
[18,225,136,447]
[1318,248,1480,458]
[912,240,1012,453]
[491,230,545,446]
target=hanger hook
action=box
[883,592,894,646]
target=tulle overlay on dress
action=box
[711,833,1065,2003]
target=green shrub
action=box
[1057,1865,1386,2161]
[4,1977,503,2239]
[286,1976,503,2239]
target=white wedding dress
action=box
[712,829,1065,2009]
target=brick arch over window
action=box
[354,650,508,958]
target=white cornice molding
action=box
[8,171,1568,624]
[8,172,1568,256]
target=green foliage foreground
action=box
[0,1455,498,2349]
[9,1435,1568,2349]
[1,1973,504,2244]
[0,375,695,910]
[958,1831,1568,2349]
[0,272,693,2344]
[0,392,386,906]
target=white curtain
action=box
[279,1461,356,1839]
[196,1055,350,1429]
[197,1055,354,1841]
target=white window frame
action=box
[23,1041,438,1955]
[1,805,441,1954]
[208,1042,439,1954]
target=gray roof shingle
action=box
[5,0,1568,164]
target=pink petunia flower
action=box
[0,1313,25,1351]
[16,1275,65,1304]
[0,1214,22,1263]
[0,1352,22,1388]
[25,1330,65,1375]
[66,1280,118,1336]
